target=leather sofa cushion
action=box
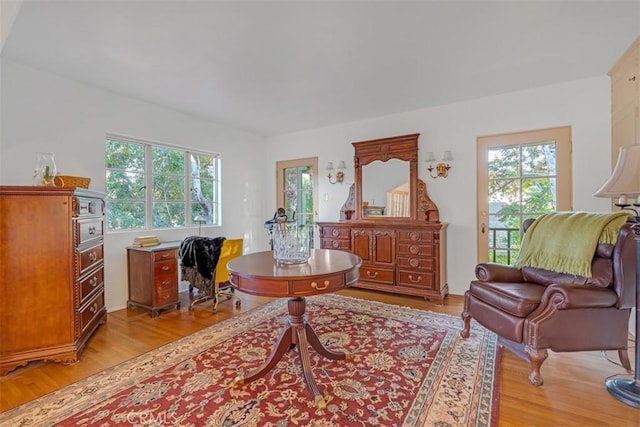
[469,280,546,318]
[522,257,613,288]
[596,243,614,259]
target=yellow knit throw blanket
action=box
[514,211,632,277]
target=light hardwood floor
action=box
[1,288,638,426]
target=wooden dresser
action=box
[318,221,447,302]
[0,186,107,375]
[317,134,448,303]
[127,241,181,317]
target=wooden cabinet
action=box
[609,36,640,166]
[127,242,181,317]
[318,221,447,302]
[0,186,107,375]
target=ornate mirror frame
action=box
[351,133,440,222]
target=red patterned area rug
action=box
[1,294,499,426]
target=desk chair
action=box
[179,237,243,313]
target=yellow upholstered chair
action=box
[209,238,243,312]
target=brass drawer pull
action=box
[311,280,330,291]
[88,226,96,235]
[88,252,97,262]
[161,252,170,258]
[161,265,169,271]
[89,276,98,287]
[408,274,422,283]
[89,302,98,314]
[161,280,169,286]
[366,271,378,279]
[163,295,170,300]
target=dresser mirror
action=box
[361,159,410,217]
[353,133,420,221]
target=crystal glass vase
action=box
[271,223,311,265]
[33,152,57,186]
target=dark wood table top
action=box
[228,249,361,279]
[227,249,362,298]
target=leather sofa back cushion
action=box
[522,257,613,288]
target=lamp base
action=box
[606,377,640,408]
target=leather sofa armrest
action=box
[475,263,525,282]
[539,283,618,310]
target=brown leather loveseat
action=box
[460,219,636,385]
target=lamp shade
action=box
[593,145,640,198]
[425,152,436,163]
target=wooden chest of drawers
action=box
[318,221,447,303]
[0,186,107,375]
[127,242,181,317]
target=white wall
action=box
[265,76,614,298]
[1,59,269,311]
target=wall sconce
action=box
[327,161,346,184]
[425,151,453,178]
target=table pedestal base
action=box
[233,297,352,408]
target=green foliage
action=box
[106,139,218,231]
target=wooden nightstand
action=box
[127,241,182,317]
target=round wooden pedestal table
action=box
[227,249,362,408]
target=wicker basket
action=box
[54,175,91,189]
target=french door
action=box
[275,157,319,245]
[477,127,572,264]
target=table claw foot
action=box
[232,374,244,387]
[315,395,327,409]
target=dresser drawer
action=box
[397,230,434,243]
[322,227,350,239]
[291,273,345,295]
[154,259,177,277]
[154,286,178,306]
[79,266,104,303]
[321,238,350,250]
[75,218,103,246]
[397,269,434,290]
[154,249,176,262]
[77,243,104,278]
[154,273,176,292]
[359,266,394,284]
[78,289,105,335]
[397,256,434,271]
[397,243,433,257]
[73,196,104,218]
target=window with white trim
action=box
[105,134,221,231]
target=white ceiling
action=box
[2,1,638,137]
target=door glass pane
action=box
[486,142,559,265]
[488,146,520,178]
[282,165,314,247]
[284,166,314,227]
